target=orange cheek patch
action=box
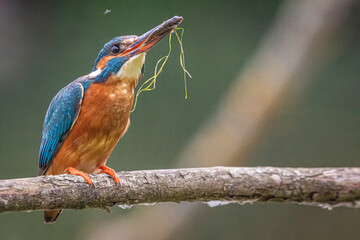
[96,55,117,70]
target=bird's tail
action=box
[44,209,62,224]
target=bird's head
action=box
[89,16,183,85]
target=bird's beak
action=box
[120,16,183,57]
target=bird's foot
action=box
[66,167,93,186]
[99,165,121,186]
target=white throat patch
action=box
[116,53,146,80]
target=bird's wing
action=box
[38,82,84,175]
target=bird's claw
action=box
[99,165,121,187]
[66,167,93,186]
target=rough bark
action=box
[0,167,360,213]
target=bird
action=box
[38,16,183,224]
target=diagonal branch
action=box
[1,167,360,213]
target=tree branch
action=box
[1,167,360,213]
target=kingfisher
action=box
[38,16,183,223]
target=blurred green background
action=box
[0,0,359,239]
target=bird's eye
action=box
[111,45,120,54]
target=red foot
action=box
[99,165,121,186]
[66,167,93,185]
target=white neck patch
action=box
[88,68,102,79]
[116,53,146,80]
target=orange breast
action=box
[45,80,135,175]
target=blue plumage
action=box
[38,81,84,174]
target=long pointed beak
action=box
[120,16,183,57]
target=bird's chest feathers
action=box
[78,81,135,137]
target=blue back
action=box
[38,81,84,174]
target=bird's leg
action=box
[66,167,93,186]
[98,165,121,186]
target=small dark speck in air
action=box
[104,9,112,15]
